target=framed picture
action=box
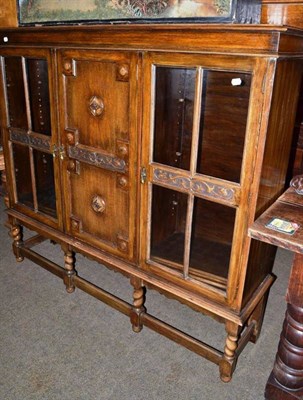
[18,0,261,26]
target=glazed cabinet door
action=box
[140,52,269,304]
[0,48,62,229]
[58,50,139,261]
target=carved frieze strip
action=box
[191,180,238,205]
[152,167,240,206]
[68,145,126,173]
[9,129,51,152]
[153,168,190,192]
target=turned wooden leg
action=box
[130,277,146,333]
[63,247,76,293]
[219,322,240,383]
[265,253,303,400]
[10,223,24,262]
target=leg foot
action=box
[10,224,24,262]
[130,277,146,333]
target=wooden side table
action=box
[249,178,303,400]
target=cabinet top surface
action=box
[0,24,303,56]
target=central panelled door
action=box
[58,50,139,261]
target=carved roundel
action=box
[91,194,106,214]
[89,95,105,117]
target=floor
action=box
[0,197,292,400]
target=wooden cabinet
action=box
[1,25,303,382]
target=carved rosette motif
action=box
[10,130,51,151]
[68,146,126,173]
[153,168,236,203]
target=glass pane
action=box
[12,143,34,209]
[150,185,187,270]
[197,70,252,183]
[4,57,28,130]
[189,198,236,282]
[153,67,195,171]
[27,59,51,136]
[33,150,57,218]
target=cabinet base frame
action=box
[7,209,274,381]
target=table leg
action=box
[265,253,303,400]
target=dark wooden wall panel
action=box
[261,0,303,28]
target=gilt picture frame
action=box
[18,0,261,26]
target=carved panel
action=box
[191,180,236,203]
[67,161,131,258]
[10,129,51,151]
[153,169,191,191]
[68,146,126,173]
[61,53,130,152]
[153,168,237,204]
